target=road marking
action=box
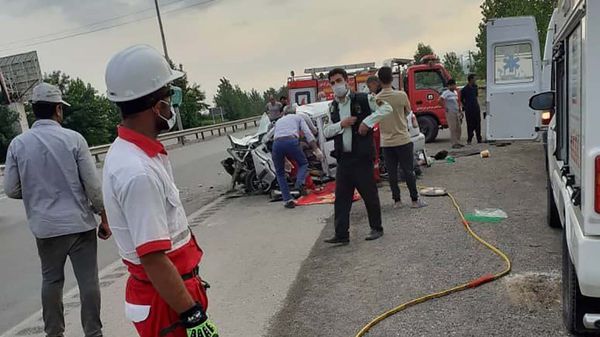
[0,196,229,337]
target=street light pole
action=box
[154,0,170,62]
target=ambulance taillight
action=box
[596,157,600,213]
[541,111,552,125]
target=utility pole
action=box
[154,0,170,62]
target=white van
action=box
[525,1,600,335]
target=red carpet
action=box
[296,181,361,206]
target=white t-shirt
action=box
[441,89,460,113]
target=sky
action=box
[0,0,483,103]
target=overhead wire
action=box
[0,0,217,53]
[0,0,186,49]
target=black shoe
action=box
[365,230,384,241]
[324,236,350,245]
[284,200,296,209]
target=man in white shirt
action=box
[102,45,217,337]
[322,68,393,244]
[440,79,464,149]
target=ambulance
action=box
[489,1,600,334]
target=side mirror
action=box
[529,91,555,111]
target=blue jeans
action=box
[272,138,309,202]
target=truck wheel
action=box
[417,115,439,143]
[547,178,562,229]
[562,231,600,336]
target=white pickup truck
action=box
[489,1,600,335]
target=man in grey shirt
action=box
[265,95,283,121]
[3,83,111,337]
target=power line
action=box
[0,0,187,49]
[0,0,216,53]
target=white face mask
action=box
[333,82,348,98]
[157,100,177,130]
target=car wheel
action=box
[244,170,271,194]
[417,115,439,143]
[562,230,600,335]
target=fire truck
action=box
[286,57,454,142]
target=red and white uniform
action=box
[102,127,207,337]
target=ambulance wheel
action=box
[417,115,439,143]
[562,231,600,336]
[547,178,562,229]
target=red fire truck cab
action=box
[287,57,453,142]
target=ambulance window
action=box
[567,24,583,185]
[415,71,445,92]
[494,43,535,84]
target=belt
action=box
[274,135,298,141]
[131,266,200,283]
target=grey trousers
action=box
[35,229,102,337]
[446,111,463,146]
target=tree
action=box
[214,78,268,120]
[262,86,288,102]
[473,0,556,78]
[0,105,19,163]
[44,71,119,146]
[168,61,210,128]
[443,52,465,82]
[414,43,435,63]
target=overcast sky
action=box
[0,0,483,103]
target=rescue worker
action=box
[323,68,392,244]
[461,74,483,144]
[440,79,464,149]
[3,83,110,337]
[376,66,427,209]
[265,94,283,121]
[102,45,218,337]
[270,109,323,208]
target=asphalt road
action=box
[0,128,255,334]
[267,131,570,337]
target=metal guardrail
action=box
[89,116,262,162]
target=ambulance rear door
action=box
[486,16,542,141]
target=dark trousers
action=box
[36,229,102,337]
[465,109,482,143]
[383,142,419,202]
[272,138,309,202]
[334,155,383,239]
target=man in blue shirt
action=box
[4,83,110,337]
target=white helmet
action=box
[105,44,184,102]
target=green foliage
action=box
[44,71,119,146]
[473,0,556,78]
[214,78,275,120]
[167,62,211,129]
[0,105,19,162]
[414,43,435,63]
[442,52,465,82]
